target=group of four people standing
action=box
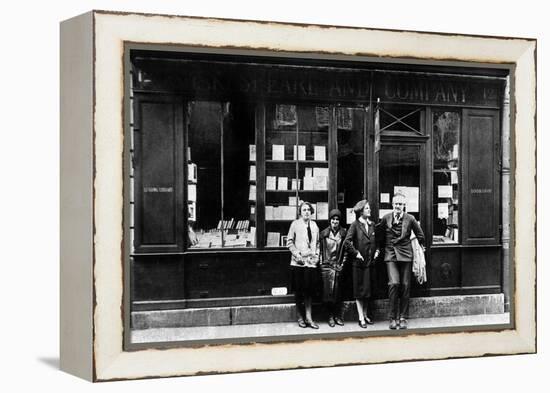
[286,193,425,330]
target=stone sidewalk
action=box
[131,312,510,344]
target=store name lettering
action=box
[143,187,173,193]
[384,80,468,103]
[188,74,370,99]
[470,188,492,194]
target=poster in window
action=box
[275,104,297,126]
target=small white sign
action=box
[451,170,458,184]
[293,145,306,161]
[438,203,449,219]
[314,145,326,161]
[380,193,390,203]
[272,144,285,161]
[188,184,197,202]
[271,287,288,296]
[438,185,453,198]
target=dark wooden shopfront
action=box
[128,48,507,313]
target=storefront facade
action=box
[128,48,510,322]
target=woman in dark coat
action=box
[319,209,347,327]
[344,200,380,328]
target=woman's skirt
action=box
[291,265,320,297]
[352,264,372,299]
[320,267,342,303]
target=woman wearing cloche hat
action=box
[319,208,347,327]
[344,199,381,328]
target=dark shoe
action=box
[298,318,307,328]
[365,316,374,325]
[399,318,408,330]
[306,319,319,329]
[389,319,398,330]
[334,317,344,326]
[358,319,368,329]
[328,316,336,327]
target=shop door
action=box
[372,104,428,298]
[373,142,427,298]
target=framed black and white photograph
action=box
[60,10,537,382]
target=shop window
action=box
[264,104,330,247]
[432,111,460,244]
[337,107,366,225]
[187,101,257,249]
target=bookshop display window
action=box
[337,106,366,225]
[264,104,330,248]
[432,110,460,244]
[187,101,257,249]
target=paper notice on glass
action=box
[406,187,419,213]
[293,145,306,161]
[380,193,390,203]
[249,165,256,181]
[313,167,329,177]
[379,209,393,219]
[188,184,197,202]
[393,186,419,212]
[249,144,256,161]
[272,144,285,161]
[346,208,356,224]
[188,163,197,182]
[451,170,458,184]
[291,179,301,190]
[438,185,453,198]
[438,203,449,219]
[317,202,329,220]
[277,177,288,190]
[288,196,298,206]
[266,176,277,190]
[452,144,459,159]
[314,145,326,161]
[303,176,314,190]
[394,186,407,197]
[304,167,313,177]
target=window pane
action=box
[187,102,222,248]
[264,104,329,247]
[379,105,422,133]
[432,111,460,244]
[187,102,258,249]
[379,145,421,221]
[222,102,257,248]
[337,107,365,225]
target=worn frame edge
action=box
[89,11,537,381]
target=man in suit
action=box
[380,192,425,330]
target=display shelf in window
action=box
[186,102,257,250]
[432,110,461,245]
[263,104,330,248]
